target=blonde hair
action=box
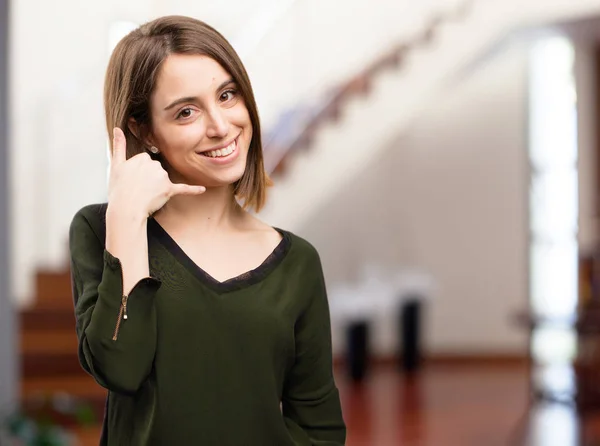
[104,15,271,212]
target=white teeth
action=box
[204,140,236,158]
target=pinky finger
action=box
[170,183,207,196]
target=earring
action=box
[149,146,159,154]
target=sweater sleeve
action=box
[69,206,162,395]
[282,253,346,445]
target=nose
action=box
[205,107,230,139]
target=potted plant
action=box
[1,393,96,446]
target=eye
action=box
[220,89,238,102]
[176,107,195,120]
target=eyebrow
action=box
[163,79,236,111]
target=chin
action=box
[202,167,247,188]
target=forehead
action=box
[153,54,231,101]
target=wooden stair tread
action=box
[20,307,76,330]
[21,375,106,399]
[22,352,86,378]
[29,295,75,309]
[72,426,103,446]
[24,298,75,308]
[21,330,78,354]
[35,270,73,304]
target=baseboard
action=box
[423,353,528,366]
[333,353,528,368]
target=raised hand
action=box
[108,127,206,217]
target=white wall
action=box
[9,0,600,311]
[12,1,108,305]
[9,0,164,305]
[8,0,444,304]
[300,40,530,355]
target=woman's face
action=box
[148,54,252,188]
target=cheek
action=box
[233,110,253,149]
[156,122,202,152]
[230,103,252,129]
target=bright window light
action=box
[528,35,578,363]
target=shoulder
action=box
[280,231,328,300]
[278,229,323,274]
[72,202,108,220]
[284,231,319,259]
[69,202,109,242]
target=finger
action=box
[170,183,207,196]
[111,127,127,166]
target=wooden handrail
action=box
[264,0,475,176]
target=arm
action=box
[69,126,203,394]
[69,205,161,395]
[282,255,346,445]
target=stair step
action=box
[21,376,106,439]
[35,270,73,306]
[21,375,106,400]
[21,330,78,355]
[21,307,76,330]
[72,426,103,446]
[30,294,75,310]
[22,352,86,378]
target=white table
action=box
[328,268,435,380]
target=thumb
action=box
[111,127,127,167]
[170,183,207,196]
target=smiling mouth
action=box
[199,137,238,158]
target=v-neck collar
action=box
[147,217,291,294]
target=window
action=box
[528,35,578,365]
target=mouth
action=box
[198,136,239,159]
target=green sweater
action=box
[69,203,346,445]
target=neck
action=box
[153,185,243,233]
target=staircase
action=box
[19,269,103,443]
[259,0,600,231]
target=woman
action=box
[69,15,346,446]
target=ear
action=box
[128,117,155,148]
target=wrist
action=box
[106,202,148,227]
